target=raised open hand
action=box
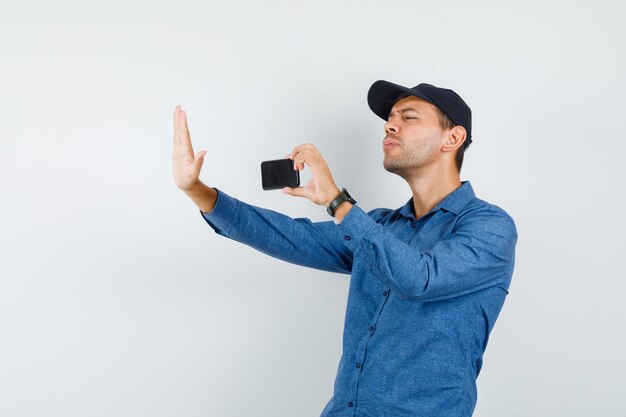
[172,106,206,191]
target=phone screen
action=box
[261,158,300,190]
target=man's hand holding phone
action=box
[281,143,341,208]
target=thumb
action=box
[281,186,306,198]
[194,150,206,171]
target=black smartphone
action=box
[261,158,300,190]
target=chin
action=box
[384,158,426,179]
[383,160,404,175]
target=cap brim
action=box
[367,80,434,121]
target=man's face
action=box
[382,96,446,178]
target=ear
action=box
[441,126,467,153]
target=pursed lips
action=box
[383,137,400,149]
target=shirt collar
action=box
[399,180,475,220]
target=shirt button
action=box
[344,235,351,241]
[369,325,375,332]
[356,362,361,368]
[383,290,388,297]
[347,401,354,408]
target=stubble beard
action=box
[383,142,437,180]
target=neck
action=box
[402,164,462,219]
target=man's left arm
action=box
[337,204,518,302]
[283,143,517,302]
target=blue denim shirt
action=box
[201,181,517,417]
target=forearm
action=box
[201,189,353,274]
[183,180,217,213]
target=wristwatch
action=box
[327,188,357,217]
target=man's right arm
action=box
[200,186,353,274]
[172,106,352,274]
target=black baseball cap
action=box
[367,80,473,147]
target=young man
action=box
[172,80,517,417]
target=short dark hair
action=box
[392,94,468,173]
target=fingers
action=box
[289,146,305,162]
[289,143,320,168]
[284,153,296,170]
[179,109,190,140]
[285,152,304,171]
[293,160,304,171]
[173,106,180,144]
[173,106,196,164]
[173,105,186,144]
[173,105,193,147]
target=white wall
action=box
[1,0,624,416]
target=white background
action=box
[1,1,624,416]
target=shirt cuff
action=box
[199,188,240,235]
[336,204,378,251]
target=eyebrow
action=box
[388,108,422,119]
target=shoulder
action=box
[456,197,517,238]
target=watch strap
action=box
[327,188,356,217]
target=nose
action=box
[385,117,399,135]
